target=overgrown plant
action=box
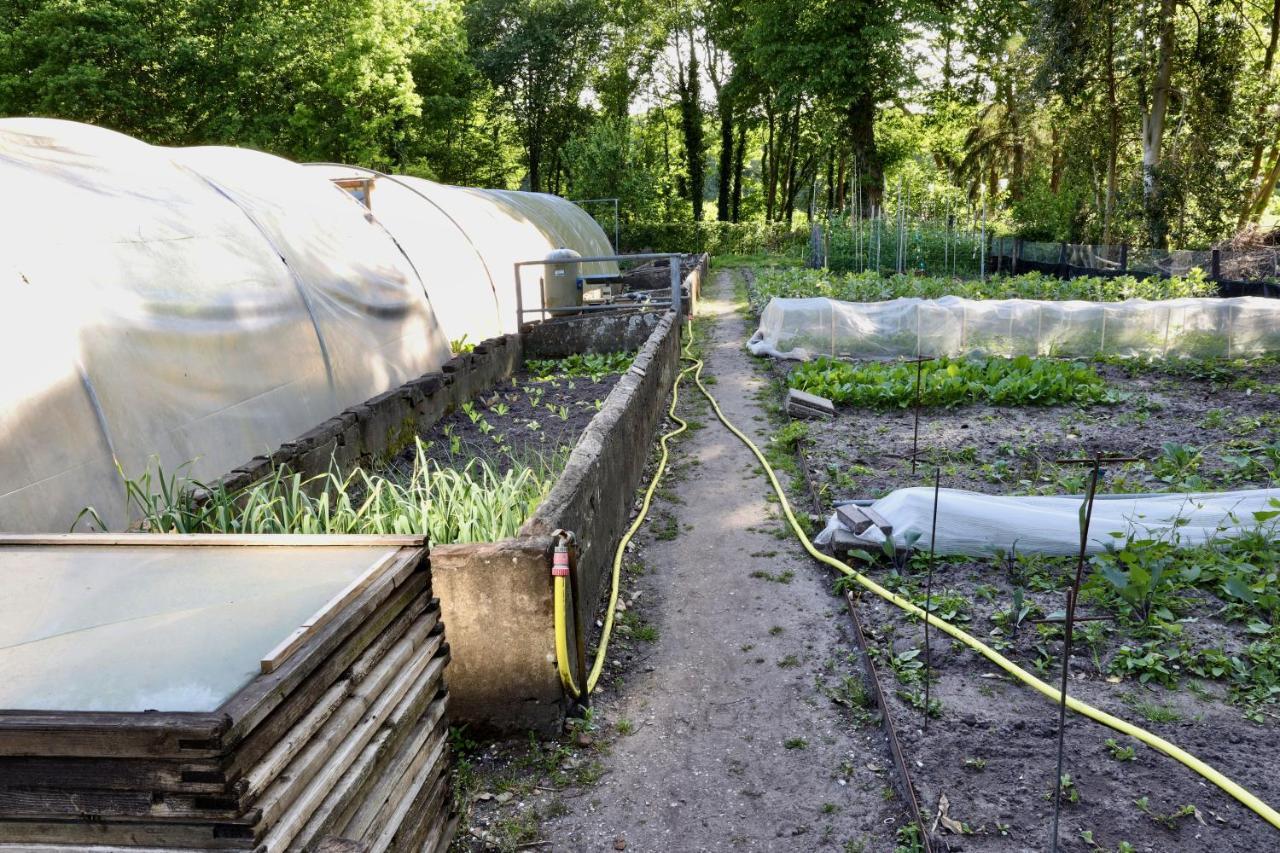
[82,439,557,544]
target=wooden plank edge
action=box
[0,535,427,547]
[222,589,436,789]
[237,610,441,805]
[216,560,430,746]
[250,629,445,846]
[259,548,421,675]
[315,692,450,845]
[290,692,448,849]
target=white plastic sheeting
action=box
[0,119,616,533]
[816,487,1280,556]
[748,295,1280,361]
[0,542,399,711]
[307,165,618,342]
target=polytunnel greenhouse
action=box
[0,118,618,532]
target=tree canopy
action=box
[4,0,1280,247]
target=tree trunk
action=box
[836,154,847,210]
[527,134,541,193]
[782,104,801,224]
[1142,0,1177,248]
[1003,78,1024,201]
[677,35,705,221]
[731,120,746,222]
[1249,132,1280,222]
[847,92,883,210]
[825,153,835,212]
[716,92,733,221]
[1103,15,1120,244]
[1240,0,1280,227]
[764,103,777,221]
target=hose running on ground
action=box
[555,319,1280,834]
[553,357,699,699]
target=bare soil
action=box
[797,360,1280,503]
[386,370,622,477]
[779,342,1280,850]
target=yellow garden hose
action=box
[555,321,1280,834]
[553,357,699,699]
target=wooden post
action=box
[1119,242,1129,274]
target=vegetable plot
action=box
[789,356,1117,409]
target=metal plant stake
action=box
[1048,453,1135,852]
[908,356,935,475]
[923,467,941,732]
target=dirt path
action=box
[540,270,904,852]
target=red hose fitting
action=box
[552,542,570,577]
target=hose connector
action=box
[552,541,570,577]
[551,529,576,578]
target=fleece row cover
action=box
[816,487,1280,556]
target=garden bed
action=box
[393,353,632,482]
[840,528,1280,852]
[794,356,1280,501]
[779,355,1280,851]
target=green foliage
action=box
[1078,512,1280,720]
[789,355,1114,409]
[464,0,606,192]
[94,439,555,544]
[750,268,1218,314]
[0,0,462,168]
[620,220,809,255]
[1089,535,1182,625]
[525,351,634,381]
[1105,738,1137,762]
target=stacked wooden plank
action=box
[0,537,456,853]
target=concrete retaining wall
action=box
[206,254,707,734]
[208,334,523,494]
[522,310,664,358]
[440,254,705,733]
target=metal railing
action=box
[512,253,684,327]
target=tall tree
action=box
[738,0,916,209]
[672,23,706,220]
[465,0,605,191]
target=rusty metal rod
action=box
[923,467,940,732]
[1049,456,1103,853]
[845,591,934,853]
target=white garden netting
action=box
[748,295,1280,360]
[816,487,1280,556]
[0,118,616,532]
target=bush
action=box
[619,220,809,256]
